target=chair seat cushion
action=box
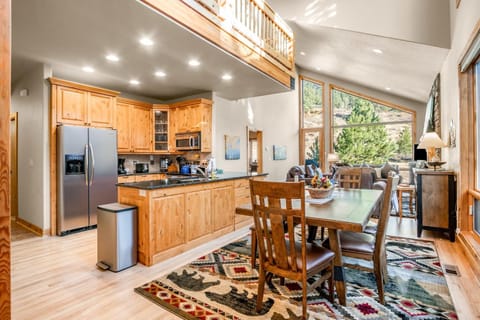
[323,231,375,255]
[339,231,375,255]
[287,240,335,270]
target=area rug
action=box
[135,235,457,319]
[391,193,416,219]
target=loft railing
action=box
[184,0,295,72]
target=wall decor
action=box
[224,135,240,160]
[273,145,287,160]
[423,73,441,136]
[449,120,456,148]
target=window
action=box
[474,59,480,235]
[299,76,324,169]
[330,86,415,177]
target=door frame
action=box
[246,127,263,174]
[10,112,18,220]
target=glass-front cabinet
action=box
[153,106,169,152]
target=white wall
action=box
[441,0,480,170]
[11,63,52,230]
[213,87,299,181]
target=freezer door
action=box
[88,128,118,226]
[57,125,89,235]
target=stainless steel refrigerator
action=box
[57,125,117,235]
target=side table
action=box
[397,184,416,220]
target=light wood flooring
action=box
[11,217,480,319]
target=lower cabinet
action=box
[212,183,235,231]
[186,189,212,241]
[152,194,185,252]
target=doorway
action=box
[10,113,18,220]
[247,127,263,174]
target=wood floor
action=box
[11,217,480,319]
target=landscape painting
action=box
[225,135,240,160]
[273,145,287,160]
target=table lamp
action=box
[327,153,339,173]
[417,131,447,170]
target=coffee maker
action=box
[118,158,126,174]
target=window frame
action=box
[299,75,326,170]
[328,84,417,157]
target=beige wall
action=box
[441,0,480,170]
[11,63,52,230]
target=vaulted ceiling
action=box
[12,0,450,102]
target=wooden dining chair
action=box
[249,180,335,319]
[336,167,363,189]
[325,176,395,304]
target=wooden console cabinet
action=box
[416,170,457,242]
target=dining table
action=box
[235,187,384,306]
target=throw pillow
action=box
[374,167,382,179]
[380,162,393,178]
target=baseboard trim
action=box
[15,217,45,236]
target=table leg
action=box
[397,190,403,220]
[327,228,346,305]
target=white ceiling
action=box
[12,0,451,103]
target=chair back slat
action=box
[374,175,398,256]
[336,167,362,189]
[250,180,306,274]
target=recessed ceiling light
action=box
[300,51,306,56]
[129,79,140,85]
[385,87,391,91]
[139,37,154,46]
[154,70,167,77]
[105,54,120,62]
[372,48,383,54]
[82,66,95,73]
[188,59,201,67]
[221,73,232,81]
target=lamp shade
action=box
[327,153,339,162]
[417,132,447,149]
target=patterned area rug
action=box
[135,236,457,319]
[391,193,416,219]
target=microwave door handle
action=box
[89,143,95,186]
[84,144,89,186]
[189,136,194,148]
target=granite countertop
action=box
[117,172,268,189]
[118,170,167,176]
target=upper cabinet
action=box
[170,98,212,152]
[152,105,172,153]
[50,78,119,128]
[116,97,152,153]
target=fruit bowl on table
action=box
[306,186,334,199]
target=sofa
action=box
[285,164,317,185]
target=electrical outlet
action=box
[469,205,473,216]
[456,227,460,234]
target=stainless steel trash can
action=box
[96,203,137,272]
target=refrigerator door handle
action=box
[84,144,89,186]
[89,143,95,186]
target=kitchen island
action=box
[117,172,266,266]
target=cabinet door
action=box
[199,104,212,152]
[132,106,152,152]
[153,108,169,153]
[186,189,212,241]
[116,102,132,152]
[88,93,114,128]
[56,86,87,125]
[421,175,449,228]
[212,184,235,231]
[152,194,185,252]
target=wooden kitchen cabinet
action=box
[152,105,172,153]
[50,78,118,128]
[116,97,152,153]
[186,189,212,241]
[212,182,235,231]
[170,98,212,152]
[416,170,457,242]
[152,194,185,252]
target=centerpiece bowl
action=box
[306,186,334,199]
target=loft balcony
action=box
[138,0,296,90]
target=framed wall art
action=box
[273,145,287,160]
[225,135,240,160]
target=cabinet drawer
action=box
[118,176,136,183]
[234,179,250,189]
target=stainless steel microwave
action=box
[176,132,201,150]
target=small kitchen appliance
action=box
[135,163,149,173]
[118,158,126,174]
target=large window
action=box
[330,86,415,170]
[300,76,324,169]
